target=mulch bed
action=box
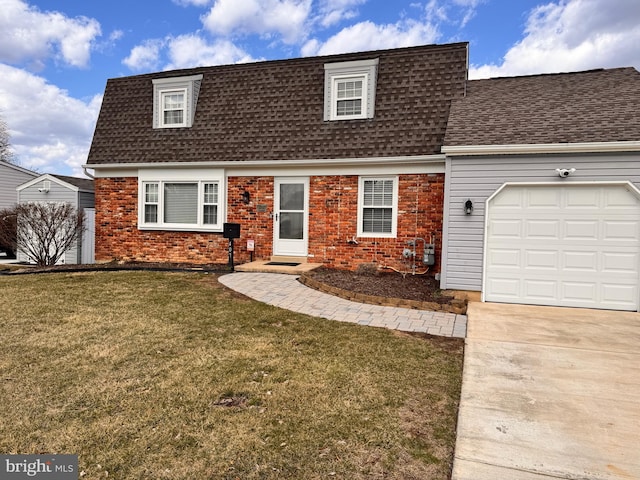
[301,267,467,314]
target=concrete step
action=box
[269,256,308,264]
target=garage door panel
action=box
[491,219,522,238]
[485,184,640,311]
[525,220,560,239]
[564,221,598,240]
[600,284,638,307]
[488,249,520,267]
[562,282,597,302]
[486,278,520,298]
[603,221,640,241]
[604,188,640,209]
[523,280,557,300]
[563,250,597,271]
[527,188,561,208]
[602,252,639,274]
[525,250,558,269]
[565,188,600,209]
[492,188,523,208]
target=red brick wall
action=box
[95,173,444,272]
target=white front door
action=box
[484,183,640,311]
[273,177,308,257]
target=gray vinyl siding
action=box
[441,152,640,291]
[0,163,37,210]
[79,191,95,210]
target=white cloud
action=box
[122,39,164,71]
[301,18,440,56]
[124,35,259,72]
[318,0,366,27]
[202,0,313,44]
[164,35,258,69]
[0,0,101,69]
[0,64,101,176]
[470,0,640,79]
[109,30,124,42]
[422,0,485,28]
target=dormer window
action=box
[152,74,203,129]
[161,90,186,126]
[324,58,378,121]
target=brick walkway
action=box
[218,272,467,338]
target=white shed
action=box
[16,174,95,264]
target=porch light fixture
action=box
[242,190,251,204]
[464,199,473,215]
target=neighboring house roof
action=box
[51,174,94,192]
[86,43,468,166]
[18,173,94,193]
[444,67,640,148]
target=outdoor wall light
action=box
[242,190,251,204]
[464,199,473,215]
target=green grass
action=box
[0,271,463,479]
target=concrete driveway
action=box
[452,302,640,480]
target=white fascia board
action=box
[17,173,79,192]
[442,141,640,156]
[85,154,446,177]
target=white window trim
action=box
[152,74,202,129]
[138,169,226,232]
[357,176,398,238]
[324,58,378,122]
[331,74,368,120]
[159,88,188,128]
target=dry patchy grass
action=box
[0,271,463,479]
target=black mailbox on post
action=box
[223,223,241,271]
[223,223,241,239]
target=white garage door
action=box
[484,183,640,311]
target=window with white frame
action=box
[139,171,224,231]
[160,90,186,127]
[335,77,365,118]
[152,75,202,129]
[357,177,398,237]
[324,58,378,121]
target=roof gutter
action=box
[83,154,447,170]
[442,141,640,156]
[82,166,95,179]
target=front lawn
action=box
[0,271,463,479]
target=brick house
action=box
[85,43,468,272]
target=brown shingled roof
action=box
[444,67,640,147]
[87,43,468,165]
[51,174,94,192]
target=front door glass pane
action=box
[280,184,304,211]
[279,212,303,239]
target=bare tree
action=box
[0,115,16,164]
[0,203,85,266]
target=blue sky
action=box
[1,0,639,176]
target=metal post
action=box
[228,238,235,271]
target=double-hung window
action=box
[335,77,364,118]
[324,58,378,121]
[139,170,224,231]
[144,183,159,223]
[357,177,398,238]
[160,90,186,127]
[152,74,202,129]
